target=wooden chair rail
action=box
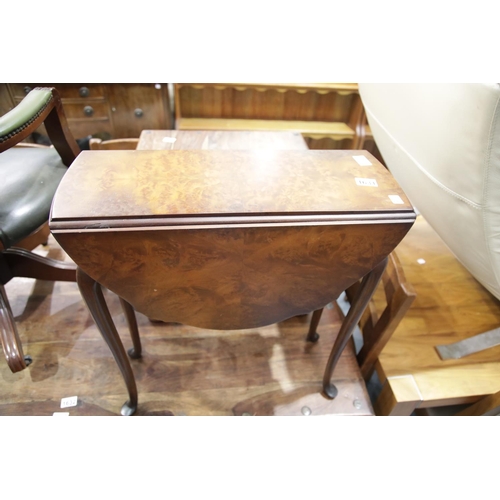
[344,250,416,380]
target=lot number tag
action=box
[355,178,378,187]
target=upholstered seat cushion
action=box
[0,147,67,249]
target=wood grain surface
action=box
[50,149,413,223]
[55,223,411,330]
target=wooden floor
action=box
[0,237,373,416]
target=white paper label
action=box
[53,412,70,416]
[355,178,378,187]
[352,155,372,166]
[162,137,177,143]
[388,195,404,204]
[61,396,78,408]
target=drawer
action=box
[9,83,106,100]
[13,98,110,120]
[61,101,110,120]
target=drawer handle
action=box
[79,86,90,97]
[84,105,94,117]
[134,108,144,118]
[24,86,32,94]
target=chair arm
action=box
[0,87,80,166]
[0,88,52,140]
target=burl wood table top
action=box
[50,149,415,331]
[50,149,413,228]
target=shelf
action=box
[176,118,356,140]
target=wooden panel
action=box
[177,85,358,122]
[137,130,308,151]
[54,223,410,330]
[107,83,171,138]
[50,150,413,221]
[176,117,355,139]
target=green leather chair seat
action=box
[0,147,67,249]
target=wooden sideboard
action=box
[174,83,379,156]
[0,83,173,140]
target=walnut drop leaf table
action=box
[50,148,415,415]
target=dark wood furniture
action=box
[0,88,79,373]
[50,147,415,415]
[0,84,173,140]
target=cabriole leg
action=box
[76,268,138,416]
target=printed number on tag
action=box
[61,396,78,409]
[352,155,372,166]
[355,178,378,187]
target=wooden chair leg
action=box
[306,308,323,342]
[322,257,388,398]
[0,284,30,372]
[119,298,142,359]
[76,268,138,416]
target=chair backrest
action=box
[359,84,500,300]
[0,87,79,166]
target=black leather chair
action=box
[0,87,79,372]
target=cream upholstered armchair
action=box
[359,83,500,301]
